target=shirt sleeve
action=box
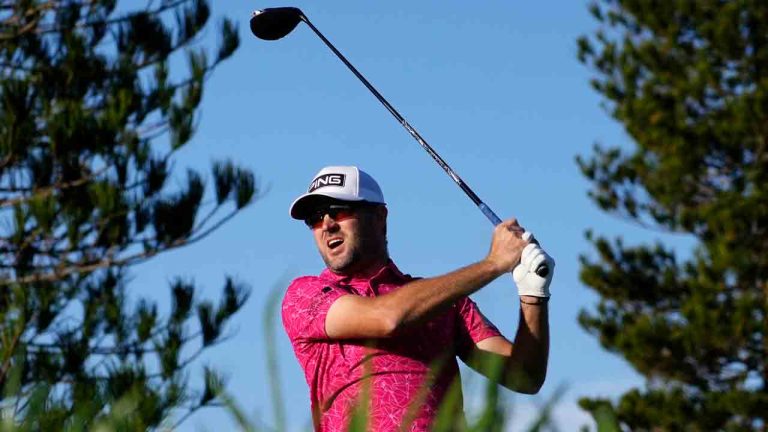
[454,296,503,358]
[282,276,350,343]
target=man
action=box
[282,166,555,431]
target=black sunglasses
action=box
[304,204,358,229]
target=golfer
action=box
[282,166,555,431]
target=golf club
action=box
[250,7,548,277]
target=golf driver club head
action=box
[250,7,304,40]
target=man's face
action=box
[309,203,388,275]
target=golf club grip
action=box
[479,204,549,277]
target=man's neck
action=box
[331,256,390,279]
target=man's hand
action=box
[513,243,555,298]
[466,224,552,394]
[485,219,529,275]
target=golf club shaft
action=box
[299,14,548,277]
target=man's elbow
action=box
[515,377,545,395]
[505,369,547,394]
[373,305,404,338]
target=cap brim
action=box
[289,192,368,219]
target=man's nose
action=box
[321,214,339,231]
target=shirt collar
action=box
[319,259,409,285]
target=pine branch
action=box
[0,166,110,208]
[170,400,224,430]
[0,324,24,384]
[0,0,56,40]
[0,61,38,72]
[0,194,232,271]
[0,0,191,40]
[26,330,203,356]
[604,208,691,235]
[0,206,241,284]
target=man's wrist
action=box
[520,295,549,306]
[481,257,506,279]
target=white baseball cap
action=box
[289,166,386,219]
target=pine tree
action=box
[576,1,768,430]
[0,0,255,428]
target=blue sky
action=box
[124,1,684,430]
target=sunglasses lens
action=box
[330,207,354,221]
[304,214,322,228]
[304,205,357,229]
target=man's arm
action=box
[459,299,549,394]
[325,219,527,339]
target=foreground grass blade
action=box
[263,281,287,431]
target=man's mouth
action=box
[327,238,344,250]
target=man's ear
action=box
[376,206,388,235]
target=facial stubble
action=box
[321,211,388,274]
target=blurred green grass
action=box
[0,282,621,431]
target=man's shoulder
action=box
[286,275,327,294]
[284,273,346,299]
[282,275,334,320]
[289,274,323,285]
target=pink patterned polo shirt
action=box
[282,260,501,431]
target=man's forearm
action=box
[376,259,503,333]
[509,299,549,389]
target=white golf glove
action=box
[513,233,555,298]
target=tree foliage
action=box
[0,0,255,428]
[577,0,768,430]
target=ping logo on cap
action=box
[308,173,346,192]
